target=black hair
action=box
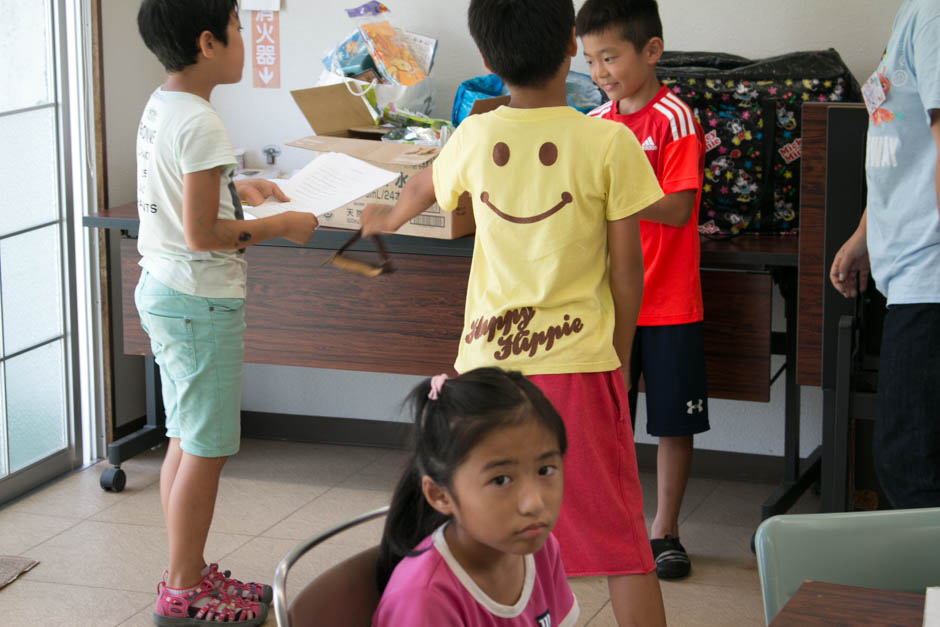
[576,0,663,52]
[137,0,239,72]
[467,0,576,88]
[376,367,567,591]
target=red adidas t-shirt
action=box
[589,86,705,325]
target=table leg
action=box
[99,356,166,492]
[760,267,821,520]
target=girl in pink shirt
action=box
[373,368,579,627]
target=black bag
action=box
[656,49,861,237]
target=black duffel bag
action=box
[656,49,861,237]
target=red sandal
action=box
[202,563,272,604]
[153,579,267,625]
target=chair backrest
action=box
[755,507,940,625]
[287,545,381,627]
[274,506,389,627]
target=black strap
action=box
[334,229,393,273]
[758,98,778,234]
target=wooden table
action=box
[85,204,813,510]
[772,581,925,626]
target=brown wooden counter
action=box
[90,202,797,399]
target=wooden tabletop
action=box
[772,581,925,626]
[84,202,799,268]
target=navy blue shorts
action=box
[627,322,710,437]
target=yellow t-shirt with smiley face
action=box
[433,105,664,376]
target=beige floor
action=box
[0,438,819,626]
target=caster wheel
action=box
[100,467,126,492]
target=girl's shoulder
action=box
[382,531,448,591]
[374,534,467,626]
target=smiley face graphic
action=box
[480,140,573,224]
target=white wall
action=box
[215,0,898,174]
[102,0,900,456]
[101,0,166,426]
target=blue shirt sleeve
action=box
[912,14,940,111]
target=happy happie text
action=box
[464,307,584,360]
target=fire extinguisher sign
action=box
[251,11,281,89]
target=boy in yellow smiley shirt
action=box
[361,2,667,624]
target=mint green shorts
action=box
[134,271,245,458]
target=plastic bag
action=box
[566,71,605,113]
[321,30,375,77]
[345,2,427,87]
[451,74,508,125]
[452,72,606,124]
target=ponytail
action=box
[376,457,448,591]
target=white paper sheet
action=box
[241,0,280,10]
[246,152,398,219]
[925,588,940,627]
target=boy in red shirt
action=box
[579,0,708,579]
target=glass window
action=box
[0,107,60,237]
[0,1,54,114]
[1,225,64,355]
[6,340,67,472]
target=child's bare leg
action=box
[608,572,666,627]
[160,438,184,523]
[165,451,228,589]
[651,435,693,539]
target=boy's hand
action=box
[360,203,396,238]
[279,211,318,244]
[235,178,290,206]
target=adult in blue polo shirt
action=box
[830,0,940,509]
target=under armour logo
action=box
[536,610,552,627]
[686,399,704,414]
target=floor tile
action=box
[216,535,366,603]
[585,602,618,626]
[0,580,152,627]
[263,486,391,546]
[640,473,721,526]
[116,607,157,627]
[568,576,610,625]
[6,461,158,520]
[0,439,785,627]
[787,485,822,514]
[220,439,383,487]
[682,480,779,530]
[21,520,252,593]
[676,519,757,564]
[91,476,331,537]
[0,510,80,555]
[660,581,765,626]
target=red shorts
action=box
[528,370,655,577]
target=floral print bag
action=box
[656,50,861,237]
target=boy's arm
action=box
[637,189,696,227]
[182,168,318,251]
[608,214,644,391]
[360,166,436,237]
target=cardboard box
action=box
[288,84,475,239]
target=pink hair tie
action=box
[428,374,449,400]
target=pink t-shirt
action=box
[373,525,579,627]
